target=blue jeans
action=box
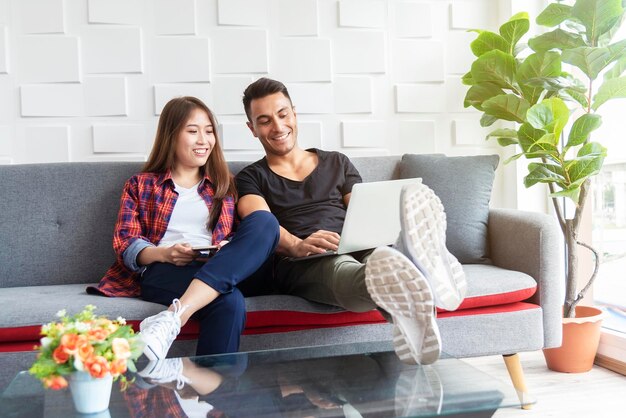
[140,210,279,356]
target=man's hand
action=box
[290,230,340,258]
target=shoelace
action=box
[144,299,189,343]
[151,359,191,390]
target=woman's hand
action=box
[162,243,196,266]
[138,243,196,267]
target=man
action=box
[235,78,466,364]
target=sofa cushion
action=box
[399,154,499,264]
[439,264,537,313]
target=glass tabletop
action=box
[1,341,534,417]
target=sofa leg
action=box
[502,353,532,410]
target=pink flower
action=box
[84,356,110,379]
[112,338,131,360]
[43,375,68,390]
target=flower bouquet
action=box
[29,305,143,390]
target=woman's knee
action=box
[242,210,279,236]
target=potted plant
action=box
[29,305,143,413]
[463,0,626,372]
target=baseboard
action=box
[595,354,626,376]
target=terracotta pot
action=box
[543,305,605,373]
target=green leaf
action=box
[560,87,590,107]
[517,51,562,83]
[562,46,611,79]
[571,0,624,44]
[480,113,498,127]
[524,162,567,188]
[517,123,559,160]
[471,31,510,57]
[567,154,605,183]
[499,13,530,53]
[550,186,581,203]
[526,97,570,137]
[604,56,626,79]
[462,71,474,86]
[578,141,608,157]
[536,3,573,27]
[528,29,586,52]
[464,83,505,109]
[566,114,603,147]
[486,128,519,146]
[504,153,524,164]
[470,50,517,89]
[592,75,626,110]
[482,94,531,123]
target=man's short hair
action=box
[243,77,292,122]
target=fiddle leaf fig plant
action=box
[463,0,626,318]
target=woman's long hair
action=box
[143,96,237,229]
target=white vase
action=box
[69,371,113,414]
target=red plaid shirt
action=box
[89,170,236,297]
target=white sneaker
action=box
[138,358,191,390]
[365,246,441,365]
[140,299,188,361]
[397,183,467,311]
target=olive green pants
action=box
[274,249,376,312]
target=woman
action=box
[89,96,279,360]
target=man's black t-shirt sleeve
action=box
[341,154,361,196]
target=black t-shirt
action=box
[236,149,362,239]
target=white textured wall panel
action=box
[88,0,141,25]
[155,0,196,35]
[279,0,318,36]
[83,27,143,74]
[212,76,253,115]
[451,0,497,30]
[154,84,212,115]
[21,84,83,117]
[395,84,446,113]
[339,0,386,28]
[448,30,477,75]
[21,126,70,163]
[394,2,432,38]
[17,36,80,82]
[220,123,260,151]
[393,40,444,82]
[342,121,386,148]
[213,29,268,74]
[217,0,267,26]
[0,1,6,23]
[298,122,323,149]
[287,83,332,114]
[19,0,64,34]
[0,25,6,73]
[0,125,9,154]
[334,31,385,74]
[153,37,210,82]
[398,120,437,154]
[93,124,145,153]
[85,77,128,116]
[334,77,372,114]
[453,119,493,146]
[273,39,331,81]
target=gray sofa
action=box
[0,156,562,397]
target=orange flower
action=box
[61,334,88,354]
[87,327,109,342]
[43,375,68,390]
[77,341,94,361]
[110,358,127,377]
[52,345,69,364]
[84,355,110,379]
[111,338,131,360]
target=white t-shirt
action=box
[158,181,213,248]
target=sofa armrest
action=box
[488,208,563,348]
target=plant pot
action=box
[69,371,113,414]
[543,305,605,373]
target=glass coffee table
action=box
[1,341,533,417]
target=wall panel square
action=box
[395,84,446,113]
[85,77,128,116]
[393,40,444,82]
[339,0,386,28]
[83,27,143,74]
[20,126,70,163]
[17,36,80,82]
[153,37,210,82]
[88,0,141,25]
[212,76,253,115]
[398,120,436,154]
[21,84,83,117]
[93,124,145,153]
[394,2,432,38]
[333,31,385,74]
[273,39,331,81]
[220,122,261,150]
[154,84,212,115]
[286,83,333,114]
[217,0,267,26]
[19,0,64,34]
[334,77,372,114]
[341,121,386,148]
[0,25,6,73]
[279,0,318,36]
[155,0,196,35]
[213,29,268,74]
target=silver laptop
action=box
[290,177,422,261]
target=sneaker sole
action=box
[400,183,467,311]
[365,247,441,365]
